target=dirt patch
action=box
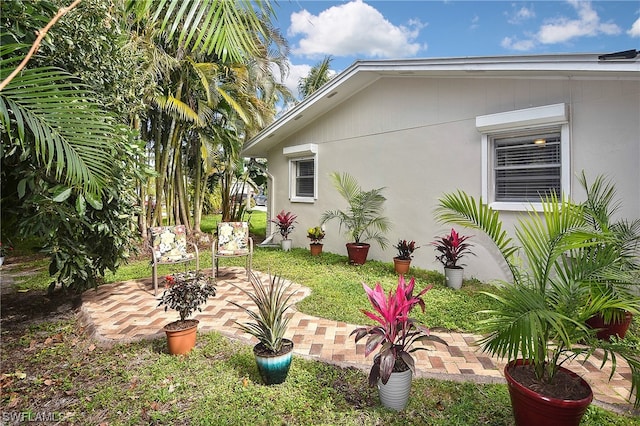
[508,363,591,401]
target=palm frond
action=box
[1,62,118,193]
[435,190,519,276]
[127,0,274,62]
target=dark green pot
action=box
[253,339,293,385]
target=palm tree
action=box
[298,55,333,99]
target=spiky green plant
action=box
[229,272,295,353]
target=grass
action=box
[3,322,637,425]
[3,222,640,424]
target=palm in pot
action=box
[321,172,391,265]
[436,189,640,425]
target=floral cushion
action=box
[217,222,249,255]
[149,225,194,263]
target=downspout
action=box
[253,160,278,245]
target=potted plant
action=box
[431,228,474,289]
[229,271,296,385]
[393,240,419,274]
[306,226,325,256]
[436,189,640,425]
[157,271,217,355]
[577,172,640,341]
[321,172,391,265]
[351,275,447,411]
[271,210,297,251]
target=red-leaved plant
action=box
[351,276,447,385]
[271,210,297,240]
[432,228,474,268]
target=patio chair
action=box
[212,222,253,278]
[149,225,199,295]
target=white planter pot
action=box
[0,256,4,266]
[281,239,292,251]
[377,369,412,411]
[445,267,464,290]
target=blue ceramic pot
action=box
[253,339,293,385]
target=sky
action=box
[269,0,640,98]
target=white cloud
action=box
[288,0,424,59]
[502,0,622,52]
[507,5,536,24]
[501,36,536,51]
[537,0,621,44]
[628,17,640,37]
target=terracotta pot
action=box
[253,339,294,385]
[164,319,199,355]
[444,267,464,290]
[310,243,323,256]
[377,369,412,411]
[586,311,633,341]
[346,243,370,265]
[504,360,593,426]
[393,258,411,275]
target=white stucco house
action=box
[242,52,640,282]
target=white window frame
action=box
[476,104,570,211]
[283,144,318,203]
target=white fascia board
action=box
[476,103,568,133]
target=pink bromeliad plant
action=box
[351,276,447,385]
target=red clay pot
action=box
[309,243,323,256]
[504,360,593,426]
[164,319,199,355]
[586,312,633,341]
[393,258,411,275]
[346,243,370,265]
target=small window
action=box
[294,159,314,197]
[283,144,318,202]
[493,131,561,202]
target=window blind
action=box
[494,132,561,202]
[295,160,314,197]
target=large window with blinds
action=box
[476,103,570,211]
[493,131,561,202]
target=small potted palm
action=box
[306,226,325,256]
[321,172,391,265]
[436,189,640,425]
[351,275,447,410]
[577,172,640,341]
[271,210,297,251]
[393,240,419,274]
[431,228,473,289]
[157,271,217,355]
[229,271,296,385]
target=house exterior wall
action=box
[266,75,640,283]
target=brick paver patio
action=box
[80,267,637,413]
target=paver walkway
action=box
[80,267,636,414]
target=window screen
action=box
[295,159,314,197]
[493,131,561,202]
